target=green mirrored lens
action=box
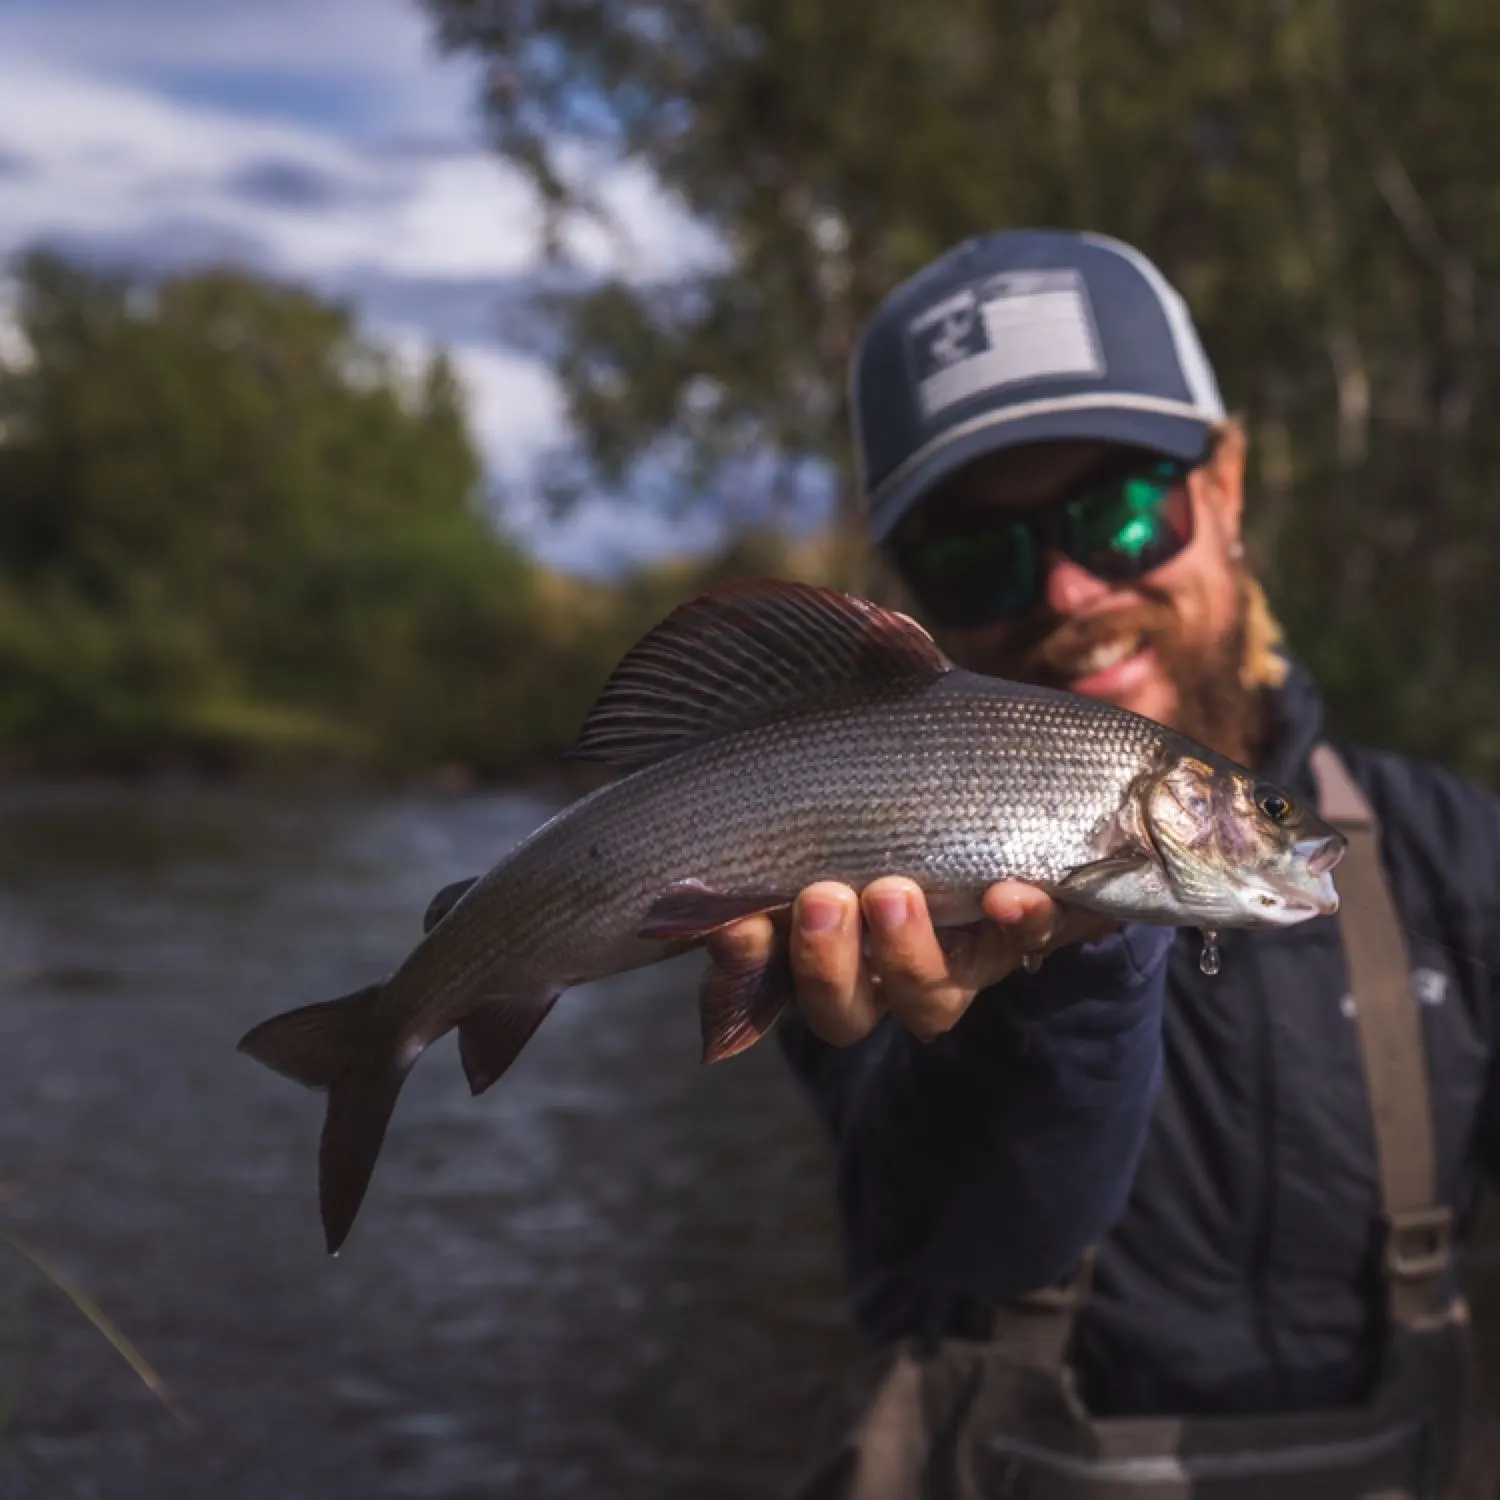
[1067,465,1183,574]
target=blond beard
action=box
[997,567,1285,769]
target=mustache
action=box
[1007,591,1180,683]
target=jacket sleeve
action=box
[776,925,1172,1342]
[1446,779,1500,1196]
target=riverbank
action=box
[0,528,864,787]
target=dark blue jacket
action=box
[777,662,1500,1416]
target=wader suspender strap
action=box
[987,743,1452,1365]
[1310,742,1453,1332]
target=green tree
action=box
[0,252,555,773]
[423,0,1500,780]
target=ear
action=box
[1193,419,1246,540]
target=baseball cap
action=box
[852,229,1226,542]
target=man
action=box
[703,230,1500,1497]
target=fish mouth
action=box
[1236,871,1341,924]
[1296,833,1346,878]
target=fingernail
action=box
[868,889,909,931]
[989,896,1026,926]
[800,894,843,933]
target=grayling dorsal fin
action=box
[567,579,952,771]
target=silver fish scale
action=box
[376,672,1172,1037]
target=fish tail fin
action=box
[238,981,418,1255]
[237,982,381,1089]
[318,1058,410,1255]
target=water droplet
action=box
[1022,951,1044,975]
[1198,929,1221,977]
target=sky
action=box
[0,0,732,573]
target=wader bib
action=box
[791,747,1498,1500]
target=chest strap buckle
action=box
[1384,1205,1453,1283]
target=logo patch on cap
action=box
[906,269,1105,421]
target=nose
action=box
[1042,551,1119,614]
[1297,832,1346,877]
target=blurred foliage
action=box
[425,0,1500,781]
[0,251,839,777]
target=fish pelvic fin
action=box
[634,882,796,1062]
[457,992,560,1097]
[238,983,422,1255]
[699,938,794,1064]
[637,881,792,941]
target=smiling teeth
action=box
[1076,637,1140,676]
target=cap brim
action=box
[867,406,1215,543]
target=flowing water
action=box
[5,782,1500,1500]
[0,782,859,1499]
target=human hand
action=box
[704,878,1117,1046]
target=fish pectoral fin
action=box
[457,993,561,1097]
[423,876,481,934]
[699,940,794,1064]
[1055,852,1166,915]
[637,881,793,941]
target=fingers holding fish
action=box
[786,883,884,1044]
[977,882,1060,959]
[762,878,1106,1048]
[705,885,884,1047]
[978,883,1118,964]
[861,877,986,1040]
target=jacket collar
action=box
[1260,654,1327,794]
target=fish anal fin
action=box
[457,993,561,1096]
[237,983,382,1090]
[699,940,794,1064]
[424,876,480,934]
[638,880,792,942]
[568,579,952,771]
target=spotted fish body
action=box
[240,581,1344,1253]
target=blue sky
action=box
[0,0,729,573]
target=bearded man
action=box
[709,231,1500,1499]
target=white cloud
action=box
[0,52,719,286]
[0,9,728,574]
[0,58,545,282]
[0,0,462,101]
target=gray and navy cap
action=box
[852,229,1226,543]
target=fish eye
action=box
[1256,787,1293,824]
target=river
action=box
[0,782,859,1499]
[5,783,1500,1500]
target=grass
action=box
[0,1176,195,1494]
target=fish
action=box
[238,579,1345,1253]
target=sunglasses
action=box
[889,456,1198,629]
